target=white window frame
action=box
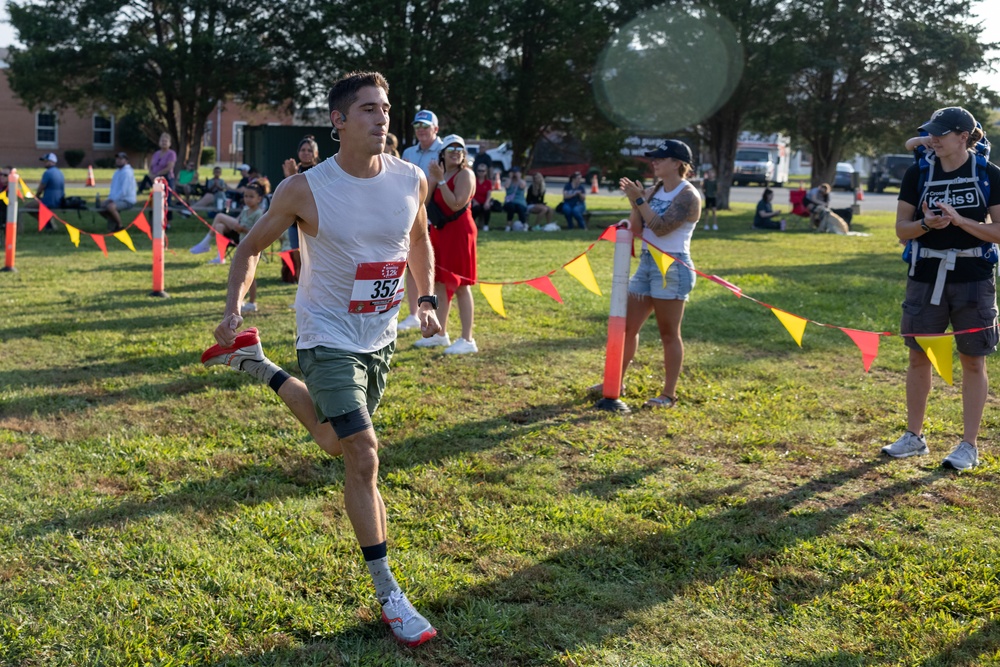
[36,111,58,148]
[232,121,247,154]
[93,114,114,149]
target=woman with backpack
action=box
[882,106,1000,470]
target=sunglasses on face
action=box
[413,122,432,129]
[445,147,464,153]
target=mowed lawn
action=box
[1,201,999,666]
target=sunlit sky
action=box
[0,2,998,87]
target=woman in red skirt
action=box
[415,134,479,354]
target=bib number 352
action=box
[349,261,406,313]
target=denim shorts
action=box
[901,278,998,356]
[297,342,395,421]
[629,249,696,301]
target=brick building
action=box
[0,48,293,169]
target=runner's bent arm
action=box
[406,175,441,336]
[214,176,303,347]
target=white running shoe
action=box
[414,333,451,348]
[712,224,719,230]
[703,224,709,230]
[443,337,478,354]
[190,239,211,254]
[881,431,929,458]
[397,314,421,331]
[241,302,257,315]
[942,441,979,470]
[208,256,226,265]
[381,590,436,647]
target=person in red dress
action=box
[415,134,479,354]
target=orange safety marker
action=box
[595,222,633,413]
[2,168,19,272]
[855,186,864,202]
[150,178,169,297]
[85,165,96,187]
[493,169,502,190]
[591,173,599,193]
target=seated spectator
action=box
[470,162,494,231]
[752,188,785,230]
[225,164,265,207]
[190,181,266,275]
[100,152,138,232]
[561,171,588,230]
[189,166,229,210]
[30,152,65,230]
[175,160,201,200]
[502,166,529,231]
[138,133,177,193]
[526,172,553,228]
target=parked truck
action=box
[733,132,790,187]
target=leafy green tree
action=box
[781,0,998,186]
[6,0,299,165]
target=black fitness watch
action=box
[634,197,645,206]
[417,295,438,310]
[920,220,930,233]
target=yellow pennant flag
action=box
[65,224,81,247]
[19,178,33,198]
[0,190,7,205]
[915,336,954,385]
[113,229,136,252]
[771,308,808,347]
[648,247,675,287]
[479,282,506,318]
[563,255,602,296]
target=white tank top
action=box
[296,154,423,353]
[641,180,697,255]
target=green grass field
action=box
[1,203,999,666]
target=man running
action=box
[201,71,441,647]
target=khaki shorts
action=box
[296,342,395,421]
[901,278,998,356]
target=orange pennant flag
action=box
[91,233,108,257]
[280,251,296,276]
[132,212,151,240]
[771,308,807,347]
[526,276,563,303]
[915,335,954,385]
[841,328,881,372]
[37,202,53,231]
[65,224,81,247]
[598,226,618,242]
[216,233,230,263]
[563,255,602,296]
[478,282,506,318]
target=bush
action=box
[64,149,85,168]
[94,157,117,169]
[200,146,216,166]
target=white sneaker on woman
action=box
[414,333,451,348]
[443,338,478,355]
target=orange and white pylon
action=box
[855,186,864,202]
[2,168,19,273]
[493,169,502,190]
[591,173,599,194]
[595,222,633,413]
[85,165,96,187]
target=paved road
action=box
[727,185,898,213]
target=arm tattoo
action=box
[644,187,700,235]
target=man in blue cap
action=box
[399,110,445,330]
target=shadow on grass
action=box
[423,460,947,665]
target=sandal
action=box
[642,395,677,409]
[587,382,626,397]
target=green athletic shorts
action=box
[296,342,395,421]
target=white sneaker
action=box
[208,256,226,265]
[397,314,421,331]
[190,239,211,254]
[505,225,511,232]
[482,225,489,232]
[712,224,718,230]
[703,224,709,230]
[381,590,436,647]
[241,302,257,315]
[414,333,451,348]
[942,441,979,470]
[443,337,478,354]
[881,431,929,458]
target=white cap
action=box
[40,152,58,163]
[440,134,465,149]
[238,163,250,172]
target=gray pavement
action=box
[726,184,898,214]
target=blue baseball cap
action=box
[412,110,438,127]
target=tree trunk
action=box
[704,103,743,210]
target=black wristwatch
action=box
[634,197,645,206]
[417,295,438,310]
[920,220,930,233]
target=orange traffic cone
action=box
[493,170,502,190]
[855,186,864,202]
[591,173,599,193]
[85,165,96,187]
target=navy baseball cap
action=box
[644,139,694,164]
[920,107,976,136]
